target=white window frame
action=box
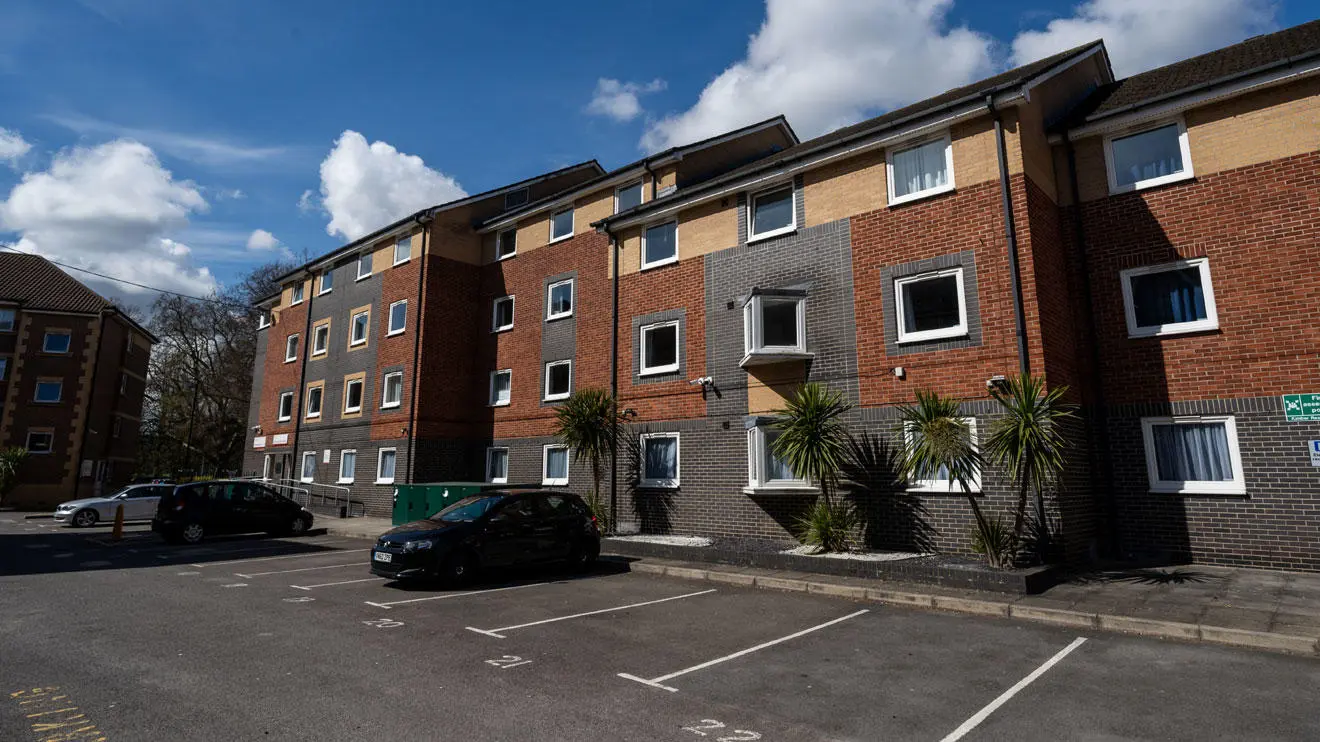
[549,207,574,243]
[641,220,678,270]
[301,451,317,484]
[886,132,955,206]
[904,418,981,492]
[1141,415,1245,495]
[639,432,680,488]
[318,271,333,295]
[496,228,518,260]
[257,312,271,330]
[1119,257,1219,338]
[290,282,304,306]
[43,331,71,354]
[277,391,294,422]
[542,444,569,486]
[0,308,15,332]
[26,431,54,455]
[112,417,122,439]
[350,311,369,346]
[376,447,397,485]
[343,379,364,413]
[0,358,7,381]
[33,381,63,404]
[381,371,403,409]
[126,332,134,355]
[747,184,797,242]
[894,268,969,344]
[486,447,509,484]
[312,324,329,356]
[120,373,128,395]
[743,294,808,360]
[489,369,511,407]
[338,449,357,484]
[356,252,373,281]
[745,425,814,493]
[546,279,574,321]
[543,360,572,402]
[491,295,515,333]
[284,333,299,362]
[392,237,411,266]
[305,385,323,419]
[614,180,644,214]
[639,321,680,376]
[387,299,407,336]
[1104,118,1194,195]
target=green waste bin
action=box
[391,482,540,525]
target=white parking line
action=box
[291,577,385,590]
[618,609,870,693]
[365,580,558,609]
[234,562,365,578]
[938,637,1087,742]
[466,589,717,639]
[192,547,367,568]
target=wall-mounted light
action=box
[986,375,1008,391]
[889,366,905,380]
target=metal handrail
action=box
[258,478,366,517]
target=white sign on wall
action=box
[1309,441,1320,467]
[272,433,289,445]
[253,436,267,449]
[323,449,331,463]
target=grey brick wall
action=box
[630,308,687,385]
[879,249,984,356]
[541,270,577,405]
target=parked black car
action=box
[153,480,314,544]
[371,489,600,583]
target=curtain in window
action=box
[1153,423,1233,482]
[1130,268,1205,326]
[892,139,948,197]
[644,437,677,481]
[762,432,795,481]
[547,450,568,479]
[1113,125,1183,187]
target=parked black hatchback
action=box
[371,489,600,583]
[153,480,314,544]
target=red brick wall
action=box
[415,255,483,440]
[372,252,422,441]
[618,255,707,421]
[258,301,307,444]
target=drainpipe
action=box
[642,160,657,200]
[289,271,315,485]
[606,227,620,532]
[405,215,431,486]
[988,95,1031,376]
[72,312,106,498]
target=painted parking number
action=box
[362,618,404,629]
[485,655,532,670]
[681,720,761,740]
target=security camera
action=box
[986,375,1007,390]
[689,376,713,386]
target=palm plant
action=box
[771,383,856,552]
[984,373,1075,556]
[0,447,27,507]
[553,388,625,531]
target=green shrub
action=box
[796,499,859,554]
[970,516,1018,569]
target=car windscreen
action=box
[430,495,505,523]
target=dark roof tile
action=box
[0,253,112,314]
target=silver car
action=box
[54,483,174,527]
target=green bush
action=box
[0,447,28,505]
[796,499,859,554]
[970,516,1018,568]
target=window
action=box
[0,358,7,381]
[1105,120,1193,194]
[489,369,511,406]
[301,452,317,483]
[640,321,680,375]
[640,433,680,488]
[34,381,62,403]
[746,425,812,491]
[319,270,333,295]
[743,293,807,363]
[904,418,981,492]
[344,379,364,413]
[0,308,14,332]
[1120,258,1218,338]
[338,450,357,484]
[126,332,134,355]
[290,282,304,305]
[305,385,323,418]
[894,268,968,344]
[382,371,403,409]
[26,431,53,455]
[112,417,122,438]
[492,296,515,332]
[278,391,294,421]
[257,312,271,330]
[550,207,574,242]
[350,311,369,346]
[748,185,795,241]
[356,252,373,280]
[376,448,397,484]
[119,372,128,395]
[546,279,574,320]
[312,323,329,356]
[887,134,954,205]
[387,300,407,336]
[615,181,643,213]
[542,444,569,486]
[43,331,71,354]
[284,333,299,362]
[393,237,411,266]
[544,360,571,401]
[1141,416,1244,494]
[504,187,529,210]
[642,221,678,269]
[486,447,509,484]
[496,229,517,260]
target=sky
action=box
[0,0,1313,309]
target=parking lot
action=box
[2,517,1318,741]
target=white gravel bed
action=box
[609,534,714,548]
[781,545,928,562]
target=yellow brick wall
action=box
[746,361,808,414]
[575,189,613,236]
[803,148,886,227]
[951,113,1021,190]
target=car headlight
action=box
[403,540,433,552]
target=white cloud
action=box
[0,139,217,302]
[215,188,245,201]
[43,113,302,169]
[246,228,279,251]
[1011,0,1277,77]
[0,127,31,166]
[641,0,994,152]
[317,130,467,241]
[586,78,667,122]
[297,188,317,213]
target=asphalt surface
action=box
[2,516,1318,741]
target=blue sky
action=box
[0,0,1312,306]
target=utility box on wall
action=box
[391,482,540,525]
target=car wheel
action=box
[440,550,477,586]
[181,523,205,544]
[288,515,310,536]
[567,538,600,572]
[72,509,98,528]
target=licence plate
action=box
[373,551,392,563]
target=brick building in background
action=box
[247,20,1320,571]
[0,253,155,508]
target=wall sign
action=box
[253,436,267,449]
[1310,441,1320,467]
[272,433,289,445]
[1283,394,1320,422]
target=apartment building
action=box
[0,253,155,508]
[248,20,1320,571]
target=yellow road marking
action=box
[9,686,108,741]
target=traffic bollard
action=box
[112,503,124,541]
